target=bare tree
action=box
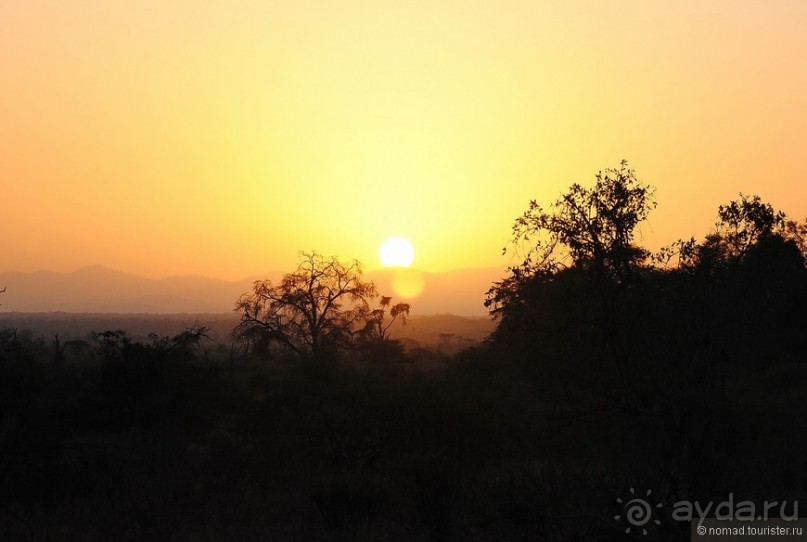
[235,251,377,358]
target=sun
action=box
[379,237,415,267]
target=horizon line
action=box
[0,263,510,283]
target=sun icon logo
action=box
[614,488,663,535]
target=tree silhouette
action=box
[660,194,807,271]
[486,160,655,316]
[699,193,786,266]
[235,251,377,358]
[362,296,411,343]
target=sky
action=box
[2,1,806,280]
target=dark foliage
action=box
[1,168,806,540]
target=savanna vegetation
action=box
[1,162,805,541]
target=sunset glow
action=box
[390,269,426,299]
[379,237,415,268]
[1,1,806,280]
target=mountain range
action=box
[0,265,505,316]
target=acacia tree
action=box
[363,296,411,342]
[235,251,378,358]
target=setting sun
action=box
[379,237,415,268]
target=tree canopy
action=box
[486,160,655,317]
[235,251,386,358]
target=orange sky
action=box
[2,1,806,280]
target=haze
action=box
[2,1,806,280]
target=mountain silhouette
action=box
[0,265,502,315]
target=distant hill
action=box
[0,265,504,316]
[0,266,271,314]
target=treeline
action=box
[1,162,805,540]
[475,163,807,538]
